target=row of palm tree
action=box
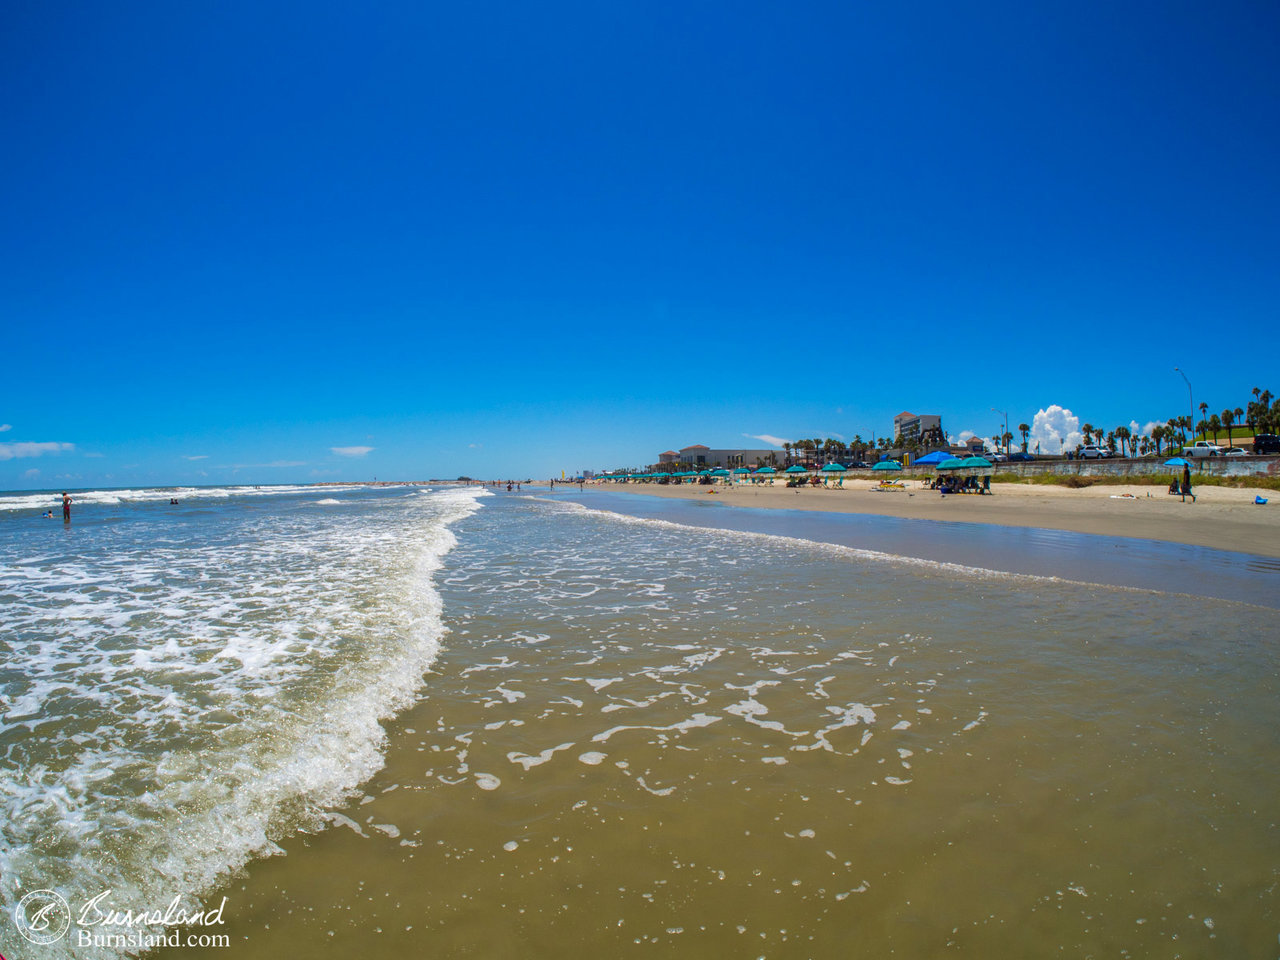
[1074,386,1277,458]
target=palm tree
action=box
[1081,423,1094,448]
[1222,409,1236,446]
[783,442,792,467]
[1198,401,1208,431]
[1018,422,1030,452]
[1114,425,1131,457]
[1208,414,1221,443]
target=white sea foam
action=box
[0,484,485,959]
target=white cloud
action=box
[1030,406,1083,453]
[183,455,209,461]
[958,430,975,442]
[745,433,790,448]
[0,441,75,460]
[0,424,11,432]
[331,446,373,458]
[1140,420,1168,437]
[24,468,39,478]
[468,443,482,449]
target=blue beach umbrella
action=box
[871,460,902,471]
[914,450,953,466]
[936,458,966,471]
[732,467,751,474]
[1164,457,1191,467]
[820,462,847,472]
[961,456,993,469]
[785,465,808,474]
[756,466,777,475]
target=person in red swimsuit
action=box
[62,491,72,521]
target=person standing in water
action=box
[62,491,72,521]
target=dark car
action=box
[1008,452,1036,462]
[1254,434,1280,454]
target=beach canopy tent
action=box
[872,460,903,471]
[785,465,808,474]
[913,451,954,466]
[1164,457,1191,467]
[820,463,847,472]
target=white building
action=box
[893,411,943,443]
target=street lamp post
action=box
[1174,367,1194,445]
[990,407,1009,454]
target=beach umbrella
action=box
[1163,457,1191,467]
[961,456,993,469]
[871,460,902,471]
[914,450,953,466]
[711,468,730,477]
[785,465,808,474]
[732,467,750,474]
[820,462,847,472]
[936,458,966,470]
[756,466,777,474]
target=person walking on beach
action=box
[61,491,72,521]
[1180,465,1196,503]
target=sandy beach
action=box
[578,478,1280,558]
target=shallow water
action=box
[2,486,1276,958]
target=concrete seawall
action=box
[889,456,1280,480]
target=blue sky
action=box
[3,1,1278,487]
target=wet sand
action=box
[575,479,1280,558]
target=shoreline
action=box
[550,479,1280,559]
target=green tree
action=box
[1114,425,1131,457]
[1018,422,1030,452]
[1221,409,1236,446]
[1208,414,1221,443]
[1081,423,1095,448]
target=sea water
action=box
[0,485,1276,958]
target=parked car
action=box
[1079,445,1112,459]
[1223,447,1248,457]
[990,452,1009,462]
[1184,440,1224,458]
[1009,452,1036,462]
[1254,434,1280,454]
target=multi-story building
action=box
[657,444,781,469]
[893,411,943,443]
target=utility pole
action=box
[1174,367,1194,444]
[990,407,1009,454]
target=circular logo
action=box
[14,889,71,944]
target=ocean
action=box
[1,483,1276,958]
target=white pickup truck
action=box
[1184,441,1224,458]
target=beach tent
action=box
[871,460,903,471]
